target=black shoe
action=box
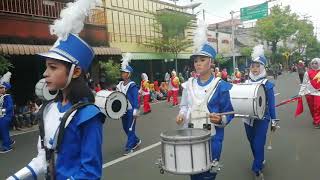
[132,140,142,150]
[254,171,264,180]
[123,149,134,156]
[10,140,16,147]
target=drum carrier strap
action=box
[37,101,93,180]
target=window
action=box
[123,0,129,9]
[119,12,125,42]
[138,0,144,11]
[129,0,134,9]
[111,0,118,7]
[133,0,139,11]
[118,0,123,7]
[135,16,141,36]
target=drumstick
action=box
[192,111,235,119]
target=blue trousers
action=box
[190,127,224,180]
[244,119,269,173]
[0,117,13,150]
[122,110,140,150]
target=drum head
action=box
[105,91,128,119]
[35,78,58,101]
[255,84,266,119]
[161,128,211,141]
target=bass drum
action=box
[229,83,266,119]
[35,78,58,101]
[95,90,127,119]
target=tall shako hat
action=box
[37,0,102,88]
[121,53,133,73]
[251,44,267,66]
[190,21,216,60]
[0,72,12,90]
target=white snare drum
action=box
[159,128,212,175]
[95,90,127,119]
[229,83,266,119]
[35,78,58,101]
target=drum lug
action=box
[155,158,165,174]
[160,168,164,174]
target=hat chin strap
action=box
[61,64,76,90]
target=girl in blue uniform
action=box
[176,23,234,180]
[116,53,141,155]
[0,72,15,153]
[7,34,105,179]
[243,45,278,180]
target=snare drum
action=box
[35,78,58,101]
[95,90,127,119]
[229,83,266,119]
[160,128,212,175]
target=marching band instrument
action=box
[35,78,58,101]
[95,90,127,119]
[158,128,218,175]
[229,83,266,119]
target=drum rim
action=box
[105,91,128,119]
[160,128,211,141]
[161,166,211,175]
[254,84,266,119]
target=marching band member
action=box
[299,58,320,128]
[170,70,180,106]
[7,0,105,179]
[232,68,242,84]
[116,53,142,155]
[0,72,15,153]
[176,22,234,180]
[243,45,278,180]
[140,73,151,114]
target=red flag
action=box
[295,97,304,117]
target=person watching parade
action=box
[169,70,180,106]
[176,22,234,180]
[242,45,278,180]
[116,53,142,155]
[7,0,105,179]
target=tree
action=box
[255,5,298,63]
[99,61,120,86]
[145,10,194,72]
[0,55,13,74]
[215,54,228,66]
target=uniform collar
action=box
[197,75,214,87]
[57,101,72,113]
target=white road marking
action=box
[275,93,280,96]
[10,129,38,137]
[102,141,161,168]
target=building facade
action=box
[0,0,121,105]
[104,0,194,81]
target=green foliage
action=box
[215,54,228,65]
[240,47,252,57]
[255,5,298,56]
[305,37,320,60]
[145,10,193,57]
[99,61,120,85]
[0,55,13,74]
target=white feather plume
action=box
[121,53,133,70]
[0,72,12,84]
[50,0,102,40]
[193,21,208,53]
[251,44,264,60]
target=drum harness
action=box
[117,81,134,110]
[37,100,94,180]
[188,77,221,131]
[0,94,8,117]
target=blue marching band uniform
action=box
[0,75,15,153]
[243,53,278,179]
[7,34,105,179]
[116,55,141,155]
[179,42,234,180]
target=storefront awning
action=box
[0,44,122,55]
[128,52,192,60]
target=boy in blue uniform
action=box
[176,23,234,180]
[7,0,105,179]
[116,53,141,155]
[243,45,278,180]
[0,72,15,153]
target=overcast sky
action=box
[161,0,320,37]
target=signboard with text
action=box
[240,2,268,21]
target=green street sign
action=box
[240,2,268,21]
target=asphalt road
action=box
[1,72,319,180]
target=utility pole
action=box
[202,9,205,21]
[230,10,236,71]
[216,23,219,54]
